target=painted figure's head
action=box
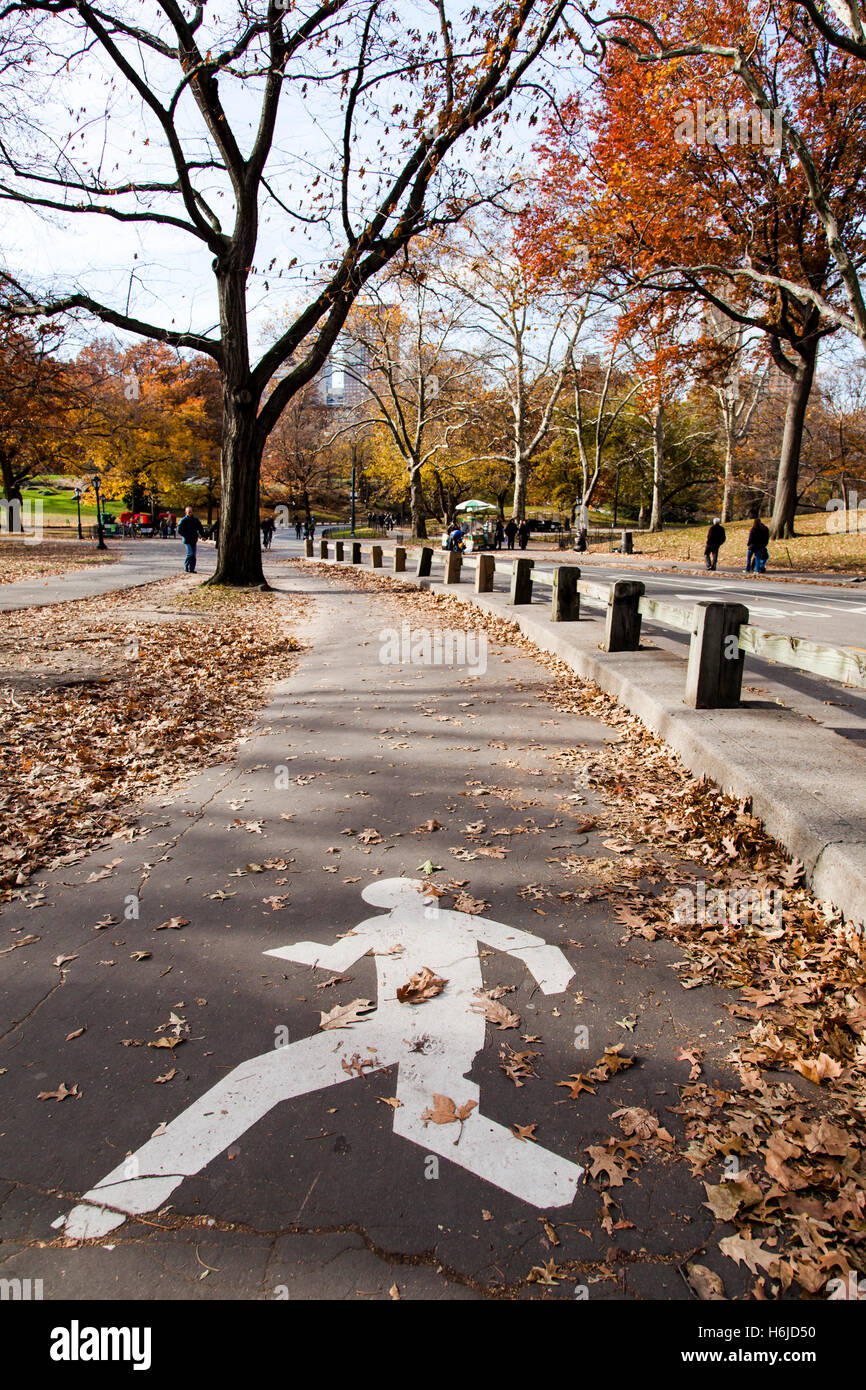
[361,877,438,910]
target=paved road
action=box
[0,567,752,1300]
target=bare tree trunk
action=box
[512,454,528,520]
[209,270,265,586]
[649,404,664,532]
[770,341,817,539]
[0,454,24,531]
[721,434,735,523]
[210,399,265,585]
[409,463,427,539]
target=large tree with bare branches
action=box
[0,0,574,583]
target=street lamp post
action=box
[91,474,107,550]
[350,444,356,537]
[73,487,83,540]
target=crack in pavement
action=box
[0,978,64,1047]
[0,1175,704,1299]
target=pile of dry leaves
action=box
[1,580,303,900]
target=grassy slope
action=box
[627,514,866,574]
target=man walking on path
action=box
[746,514,770,574]
[517,518,530,550]
[704,516,726,571]
[504,517,518,549]
[177,505,205,573]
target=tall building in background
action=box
[319,337,371,407]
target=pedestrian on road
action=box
[178,505,205,573]
[517,518,530,550]
[261,517,275,550]
[294,516,302,540]
[746,515,770,574]
[494,519,505,549]
[504,518,518,550]
[704,516,726,571]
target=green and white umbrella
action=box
[455,499,498,513]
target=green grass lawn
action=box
[22,486,124,526]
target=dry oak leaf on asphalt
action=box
[396,967,447,1004]
[319,998,376,1030]
[37,1082,80,1102]
[612,1106,673,1144]
[585,1140,642,1187]
[421,1095,477,1144]
[686,1263,726,1301]
[471,989,520,1029]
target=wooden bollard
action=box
[551,566,580,622]
[476,554,495,593]
[319,539,329,559]
[444,549,462,584]
[371,545,383,568]
[603,580,644,651]
[509,557,534,604]
[304,537,313,558]
[335,541,344,561]
[416,546,433,578]
[351,541,361,564]
[685,602,749,709]
[394,546,406,572]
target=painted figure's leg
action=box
[64,1034,394,1240]
[392,1073,583,1209]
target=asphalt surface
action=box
[0,563,753,1300]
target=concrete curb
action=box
[304,555,866,931]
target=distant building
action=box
[319,337,371,408]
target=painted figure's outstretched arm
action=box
[264,930,375,972]
[468,916,574,994]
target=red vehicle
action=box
[133,512,154,536]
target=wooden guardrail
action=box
[739,625,866,690]
[637,597,693,632]
[307,543,865,707]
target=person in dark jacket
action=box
[494,519,505,549]
[178,506,205,573]
[704,517,726,570]
[517,518,530,549]
[746,515,770,574]
[504,518,518,550]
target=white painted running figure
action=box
[63,879,584,1239]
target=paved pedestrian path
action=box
[0,540,221,612]
[0,565,751,1299]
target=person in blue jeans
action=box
[746,515,770,574]
[178,506,205,573]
